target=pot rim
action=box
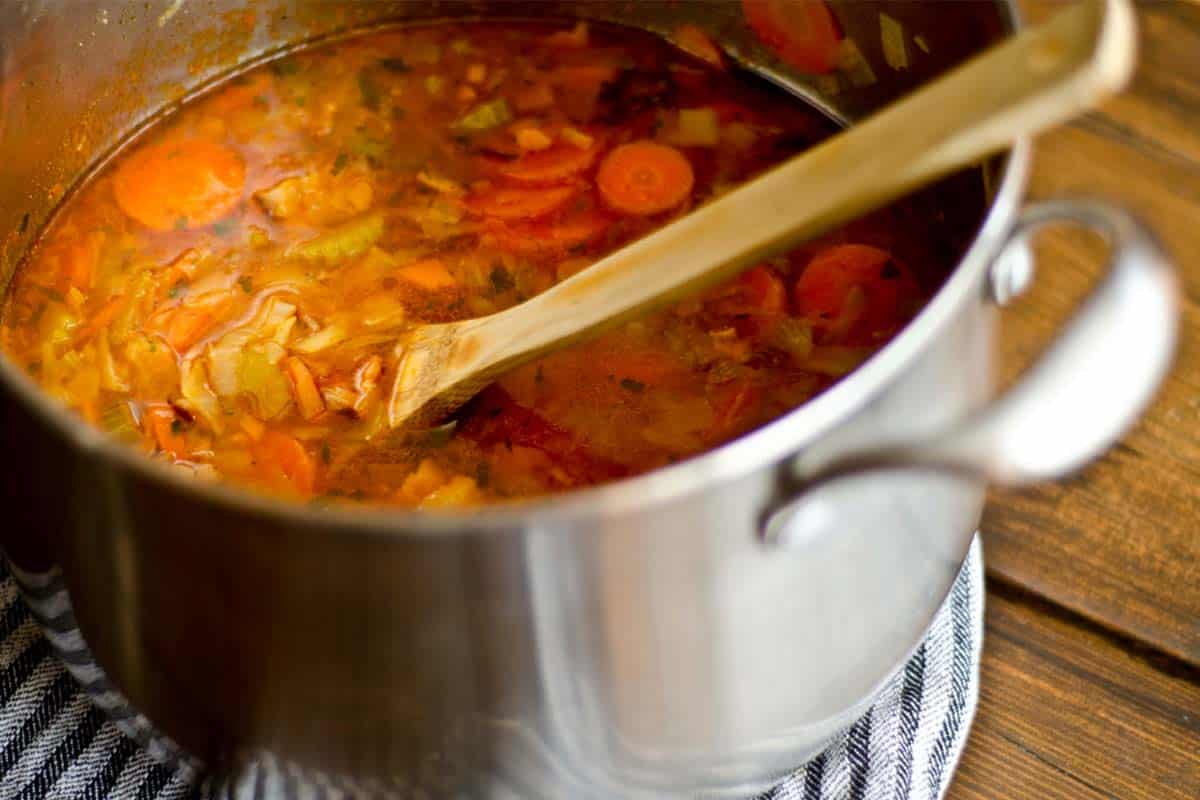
[0,13,1031,538]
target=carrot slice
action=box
[396,258,458,291]
[492,139,603,185]
[466,184,579,221]
[793,244,920,343]
[164,307,217,352]
[485,209,611,256]
[253,431,317,495]
[146,406,190,460]
[112,138,246,231]
[596,141,694,216]
[742,0,842,75]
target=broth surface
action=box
[1,21,950,507]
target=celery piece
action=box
[452,98,511,133]
[288,211,385,263]
[99,400,138,441]
[880,13,909,71]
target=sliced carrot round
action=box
[596,141,694,216]
[112,139,246,231]
[466,184,579,221]
[494,139,603,185]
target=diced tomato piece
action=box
[742,0,842,75]
[793,244,921,343]
[708,265,788,337]
[461,386,626,484]
[737,265,788,314]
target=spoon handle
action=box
[465,0,1133,372]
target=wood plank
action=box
[948,583,1200,800]
[983,0,1200,664]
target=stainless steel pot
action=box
[0,1,1177,797]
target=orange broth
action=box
[0,21,949,507]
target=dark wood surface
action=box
[949,0,1200,795]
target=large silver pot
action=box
[0,1,1176,797]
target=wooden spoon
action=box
[388,0,1135,429]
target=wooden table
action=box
[948,1,1200,796]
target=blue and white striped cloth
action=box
[0,538,983,799]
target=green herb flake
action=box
[620,378,645,393]
[212,219,235,237]
[170,419,185,435]
[252,94,271,111]
[488,265,514,293]
[168,281,188,299]
[379,57,410,74]
[358,69,383,111]
[331,152,349,175]
[320,442,332,465]
[174,216,189,231]
[238,275,253,294]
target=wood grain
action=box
[983,0,1200,664]
[949,582,1200,799]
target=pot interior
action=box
[0,0,1014,517]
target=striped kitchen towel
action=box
[0,538,983,799]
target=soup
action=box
[0,20,948,507]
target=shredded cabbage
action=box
[179,359,224,432]
[207,296,297,397]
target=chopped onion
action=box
[837,40,877,88]
[294,323,347,354]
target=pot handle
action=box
[761,200,1178,542]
